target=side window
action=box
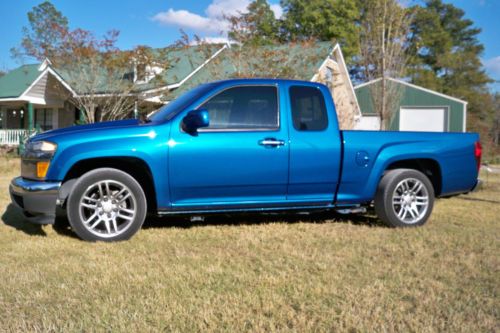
[199,86,278,130]
[289,86,328,131]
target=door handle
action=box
[258,138,285,147]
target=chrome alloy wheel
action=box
[392,178,429,224]
[78,180,137,238]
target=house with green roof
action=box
[0,45,230,145]
[0,42,360,145]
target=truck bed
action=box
[336,130,480,204]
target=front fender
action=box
[45,125,171,208]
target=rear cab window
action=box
[289,85,328,131]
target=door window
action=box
[289,86,328,131]
[199,86,279,130]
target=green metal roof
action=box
[0,42,334,99]
[0,64,41,98]
[167,42,333,100]
[134,44,225,92]
[55,45,226,94]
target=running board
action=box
[157,204,335,216]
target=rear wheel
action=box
[67,168,147,241]
[374,169,434,227]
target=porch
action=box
[0,60,82,146]
[0,101,81,145]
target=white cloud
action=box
[152,9,227,32]
[206,0,249,18]
[152,0,283,33]
[483,56,500,77]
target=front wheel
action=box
[374,169,435,227]
[67,168,147,241]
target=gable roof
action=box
[354,77,468,105]
[167,41,334,100]
[0,64,41,98]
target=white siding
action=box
[355,115,381,131]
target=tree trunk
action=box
[380,0,387,131]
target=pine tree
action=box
[408,0,492,104]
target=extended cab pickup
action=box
[10,79,482,241]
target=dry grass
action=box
[0,157,498,332]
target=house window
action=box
[35,109,53,131]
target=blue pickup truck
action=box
[10,79,482,241]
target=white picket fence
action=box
[0,129,29,146]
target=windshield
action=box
[148,83,217,122]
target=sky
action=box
[0,0,498,91]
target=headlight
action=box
[26,141,57,153]
[30,141,57,152]
[21,140,57,180]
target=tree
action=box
[356,0,412,129]
[53,29,172,123]
[220,1,316,80]
[227,0,280,46]
[493,93,500,147]
[0,71,5,78]
[11,1,69,61]
[280,0,360,58]
[408,0,492,112]
[183,0,359,129]
[12,1,172,123]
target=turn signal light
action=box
[36,161,50,178]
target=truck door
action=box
[168,84,290,208]
[286,84,342,203]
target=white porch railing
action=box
[0,129,29,146]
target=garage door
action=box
[399,107,447,132]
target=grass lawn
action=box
[0,157,498,332]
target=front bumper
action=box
[9,177,61,224]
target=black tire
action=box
[67,168,147,241]
[374,169,435,227]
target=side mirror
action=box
[182,109,209,134]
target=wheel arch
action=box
[60,157,158,212]
[385,158,442,196]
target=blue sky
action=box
[0,0,498,91]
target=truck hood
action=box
[32,119,142,142]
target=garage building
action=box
[354,77,467,132]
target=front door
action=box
[168,84,289,208]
